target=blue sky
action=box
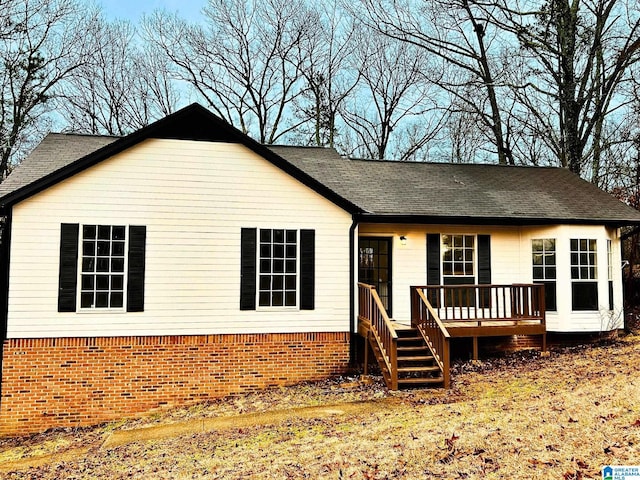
[102,0,206,21]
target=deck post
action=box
[363,331,370,376]
[541,332,547,353]
[472,336,479,360]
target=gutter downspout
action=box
[349,216,358,366]
[0,208,12,404]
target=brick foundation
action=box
[0,332,350,437]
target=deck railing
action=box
[410,287,451,388]
[414,284,546,326]
[358,282,398,390]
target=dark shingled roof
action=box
[268,145,640,225]
[0,133,118,199]
[2,129,640,226]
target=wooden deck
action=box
[358,283,547,389]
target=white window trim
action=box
[256,228,300,311]
[441,234,476,278]
[76,224,129,313]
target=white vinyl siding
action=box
[358,223,623,333]
[7,140,352,337]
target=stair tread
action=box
[398,377,444,384]
[398,365,441,373]
[397,345,429,351]
[397,336,423,342]
[397,355,434,362]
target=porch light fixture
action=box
[399,235,407,246]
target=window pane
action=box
[443,250,452,262]
[96,258,110,272]
[286,230,296,243]
[110,292,123,308]
[260,259,271,273]
[465,236,474,248]
[273,260,284,273]
[272,275,283,290]
[285,275,296,290]
[95,292,109,308]
[82,257,95,272]
[546,267,556,279]
[273,230,284,243]
[272,291,283,306]
[81,292,94,308]
[112,226,125,240]
[259,292,270,307]
[572,282,598,310]
[96,275,109,290]
[285,291,296,306]
[98,225,111,240]
[533,267,543,279]
[533,254,543,266]
[454,236,463,247]
[112,242,125,256]
[260,245,271,258]
[111,258,125,272]
[260,230,271,242]
[532,239,543,252]
[544,239,555,251]
[81,275,94,290]
[571,239,578,250]
[285,260,296,273]
[83,225,96,239]
[286,245,296,258]
[111,275,124,291]
[443,264,453,276]
[260,275,271,290]
[465,264,473,275]
[545,253,555,266]
[83,241,95,256]
[273,244,284,258]
[97,241,110,256]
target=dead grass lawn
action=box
[2,335,640,479]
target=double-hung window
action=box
[570,238,598,310]
[80,225,126,309]
[532,239,557,311]
[259,229,297,307]
[442,234,475,306]
[240,228,315,311]
[58,223,146,313]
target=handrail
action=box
[413,284,546,326]
[411,287,451,388]
[358,282,398,390]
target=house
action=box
[1,104,639,436]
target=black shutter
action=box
[58,223,79,312]
[426,234,441,285]
[477,235,491,284]
[477,234,491,307]
[127,225,146,312]
[300,229,315,310]
[240,228,257,310]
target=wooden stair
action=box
[367,326,444,389]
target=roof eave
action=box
[355,213,640,227]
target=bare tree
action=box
[144,0,308,144]
[57,13,179,136]
[353,0,514,164]
[293,1,360,148]
[488,0,640,175]
[0,0,94,179]
[341,33,442,160]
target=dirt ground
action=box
[1,334,640,479]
